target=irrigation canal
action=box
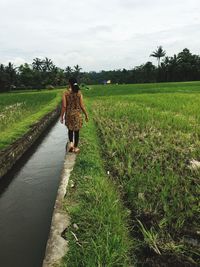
[0,120,67,267]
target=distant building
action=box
[102,80,111,85]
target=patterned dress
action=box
[65,91,83,131]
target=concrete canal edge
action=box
[0,106,60,179]
[42,152,76,267]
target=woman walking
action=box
[60,78,88,153]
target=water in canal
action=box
[0,120,67,267]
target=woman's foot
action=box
[73,147,80,153]
[68,142,74,152]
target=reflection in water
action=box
[0,120,67,267]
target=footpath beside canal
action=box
[42,152,76,267]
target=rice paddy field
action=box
[0,82,200,266]
[64,82,200,267]
[0,90,62,150]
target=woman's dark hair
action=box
[69,77,80,93]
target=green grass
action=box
[0,89,63,149]
[83,81,200,98]
[4,82,199,266]
[60,101,132,267]
[90,82,200,265]
[60,81,200,266]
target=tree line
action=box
[0,47,200,92]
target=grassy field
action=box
[1,83,199,266]
[0,90,63,149]
[63,82,200,266]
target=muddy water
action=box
[0,120,67,267]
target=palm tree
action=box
[73,64,82,80]
[74,64,82,74]
[43,57,54,72]
[65,66,73,77]
[32,58,43,71]
[74,64,82,72]
[150,46,166,67]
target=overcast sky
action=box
[0,0,200,71]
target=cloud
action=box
[3,57,27,66]
[0,0,200,71]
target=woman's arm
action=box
[80,94,89,122]
[60,92,67,123]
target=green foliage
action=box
[90,82,200,264]
[82,81,200,98]
[0,90,62,149]
[1,48,200,92]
